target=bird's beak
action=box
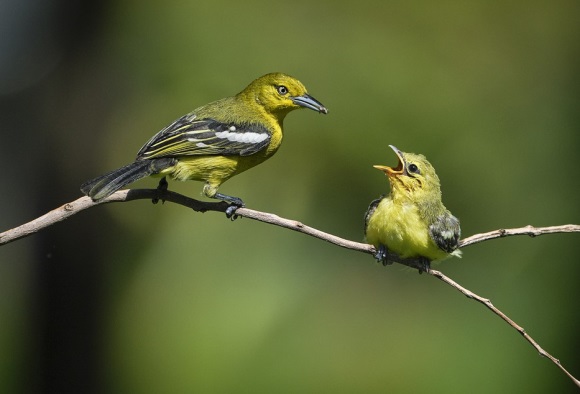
[291,94,329,114]
[373,145,405,176]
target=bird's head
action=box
[240,73,328,119]
[374,145,442,202]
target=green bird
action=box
[81,72,328,216]
[364,145,461,272]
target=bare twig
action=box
[1,188,579,388]
[230,205,375,254]
[429,269,580,388]
[0,189,228,245]
[459,224,580,248]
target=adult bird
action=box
[81,73,328,215]
[364,145,461,272]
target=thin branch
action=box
[1,188,579,388]
[430,269,580,388]
[459,224,580,248]
[0,189,229,245]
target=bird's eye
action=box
[277,85,289,95]
[408,163,420,174]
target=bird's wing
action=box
[364,197,383,237]
[136,114,271,160]
[428,213,461,253]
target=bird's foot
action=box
[214,193,245,220]
[152,177,168,204]
[374,245,431,274]
[416,257,431,274]
[397,255,431,274]
[225,205,241,220]
[374,245,393,266]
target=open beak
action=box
[373,145,405,176]
[291,93,329,114]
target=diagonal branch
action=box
[0,188,579,388]
[429,269,580,388]
[0,189,228,245]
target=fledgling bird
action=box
[364,145,461,272]
[81,73,328,215]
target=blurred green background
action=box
[1,0,579,393]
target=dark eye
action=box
[277,85,289,95]
[408,163,420,174]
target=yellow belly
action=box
[157,151,275,198]
[164,156,236,182]
[366,198,448,261]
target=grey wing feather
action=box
[136,114,271,160]
[429,213,461,253]
[364,196,383,237]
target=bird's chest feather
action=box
[367,198,434,258]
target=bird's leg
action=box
[416,257,431,274]
[213,193,245,220]
[375,245,431,274]
[374,244,394,266]
[399,255,431,274]
[203,183,245,220]
[152,177,169,204]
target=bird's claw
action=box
[374,245,393,266]
[152,177,169,204]
[416,258,431,274]
[213,193,244,220]
[225,204,242,220]
[374,245,431,274]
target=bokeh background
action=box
[1,0,578,393]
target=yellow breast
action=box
[366,198,448,261]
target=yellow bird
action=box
[364,145,461,272]
[81,73,328,216]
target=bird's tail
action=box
[81,158,175,201]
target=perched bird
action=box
[364,145,461,272]
[81,73,328,215]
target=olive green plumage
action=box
[365,145,461,268]
[81,73,328,205]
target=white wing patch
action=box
[214,131,269,144]
[439,230,456,240]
